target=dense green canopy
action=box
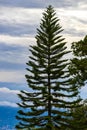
[69,35,87,86]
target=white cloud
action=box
[57,9,87,36]
[0,87,19,94]
[0,101,18,107]
[0,87,20,107]
[0,6,86,44]
[63,34,83,50]
[80,84,87,99]
[0,34,35,46]
[0,7,43,26]
[77,1,87,9]
[0,6,86,28]
[0,70,25,83]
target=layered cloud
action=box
[0,87,20,107]
[0,70,25,83]
[0,43,29,68]
[0,101,18,107]
[0,6,86,39]
[0,35,35,46]
[0,87,19,95]
[0,0,87,107]
[0,7,42,26]
[80,85,87,99]
[0,0,87,9]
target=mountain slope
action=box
[0,106,19,130]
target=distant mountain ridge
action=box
[0,106,19,130]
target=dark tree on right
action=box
[16,5,82,130]
[69,100,87,130]
[69,35,87,87]
[68,36,87,130]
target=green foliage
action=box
[71,36,87,57]
[16,5,81,130]
[68,100,87,130]
[69,35,87,86]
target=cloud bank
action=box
[0,87,20,107]
[0,0,87,107]
[0,101,18,107]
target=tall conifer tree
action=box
[16,5,81,130]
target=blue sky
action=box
[0,0,87,107]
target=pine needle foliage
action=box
[16,5,81,130]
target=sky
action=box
[0,0,87,108]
